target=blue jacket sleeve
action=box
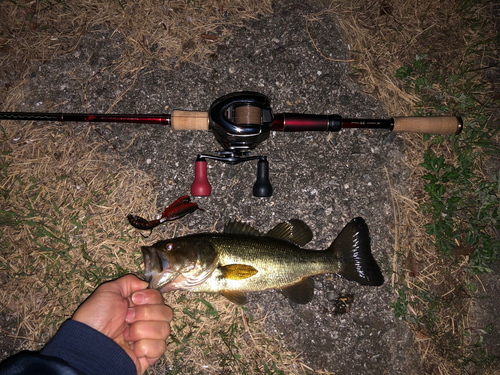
[0,320,136,375]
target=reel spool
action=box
[192,92,274,197]
[209,91,274,156]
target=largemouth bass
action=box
[141,217,384,305]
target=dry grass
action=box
[0,0,272,102]
[156,294,313,374]
[332,0,494,116]
[0,80,159,343]
[0,0,497,373]
[0,1,319,373]
[325,0,498,372]
[0,81,313,374]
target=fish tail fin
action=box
[328,217,384,286]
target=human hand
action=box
[72,274,172,375]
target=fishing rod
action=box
[0,91,462,197]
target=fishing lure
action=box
[127,195,201,230]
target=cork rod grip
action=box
[171,110,209,130]
[392,116,463,135]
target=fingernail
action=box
[132,292,144,304]
[126,308,135,322]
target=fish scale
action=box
[189,234,339,293]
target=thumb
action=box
[103,274,149,300]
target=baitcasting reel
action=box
[192,91,275,198]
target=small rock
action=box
[382,131,397,145]
[313,208,325,216]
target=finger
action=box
[99,274,148,301]
[131,289,165,306]
[124,320,171,342]
[126,304,173,324]
[132,338,167,360]
[118,274,149,298]
[137,356,161,375]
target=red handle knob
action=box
[191,158,211,196]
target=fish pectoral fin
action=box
[266,219,313,247]
[221,290,248,305]
[279,277,315,304]
[220,264,258,280]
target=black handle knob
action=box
[253,157,273,197]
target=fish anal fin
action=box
[266,219,313,247]
[279,277,315,304]
[220,264,258,280]
[221,290,248,305]
[224,221,263,236]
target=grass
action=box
[385,2,499,373]
[0,120,152,335]
[0,1,315,373]
[0,115,306,374]
[1,0,499,373]
[0,0,273,83]
[153,295,306,374]
[330,0,499,372]
[395,54,499,274]
[396,63,498,372]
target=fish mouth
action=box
[141,243,219,293]
[141,246,175,290]
[141,246,161,282]
[140,246,202,292]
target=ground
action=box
[3,0,497,373]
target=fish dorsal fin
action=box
[224,220,263,236]
[221,290,248,305]
[220,264,258,280]
[266,219,313,246]
[279,277,315,304]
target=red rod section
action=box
[0,112,171,125]
[271,113,393,132]
[271,113,341,132]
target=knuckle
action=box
[139,305,153,320]
[133,340,149,357]
[128,322,143,338]
[135,339,165,359]
[161,322,171,338]
[157,340,166,355]
[165,306,174,320]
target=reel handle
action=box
[190,157,211,197]
[253,157,273,197]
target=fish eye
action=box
[165,243,174,251]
